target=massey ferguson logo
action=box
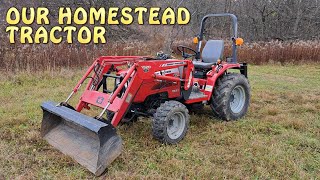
[142,66,151,72]
[96,96,104,104]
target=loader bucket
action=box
[40,101,122,176]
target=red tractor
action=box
[41,13,250,175]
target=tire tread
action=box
[152,101,189,144]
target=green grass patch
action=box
[0,65,319,179]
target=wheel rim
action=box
[167,112,186,139]
[230,85,246,114]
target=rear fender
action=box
[204,63,241,100]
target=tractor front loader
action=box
[41,13,250,176]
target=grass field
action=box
[0,65,319,179]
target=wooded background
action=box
[1,0,320,41]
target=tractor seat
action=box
[193,40,224,69]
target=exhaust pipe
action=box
[41,101,122,176]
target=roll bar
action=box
[196,13,239,63]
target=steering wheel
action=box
[177,45,197,59]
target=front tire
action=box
[211,73,250,120]
[152,101,190,144]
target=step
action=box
[188,91,207,100]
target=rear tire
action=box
[152,101,190,144]
[210,73,250,121]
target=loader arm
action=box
[70,56,146,127]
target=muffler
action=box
[40,101,122,176]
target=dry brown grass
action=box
[1,36,320,72]
[236,40,320,65]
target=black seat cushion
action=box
[193,61,216,69]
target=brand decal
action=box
[126,93,133,103]
[96,96,104,104]
[205,85,213,92]
[160,62,186,67]
[155,68,180,76]
[142,66,151,72]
